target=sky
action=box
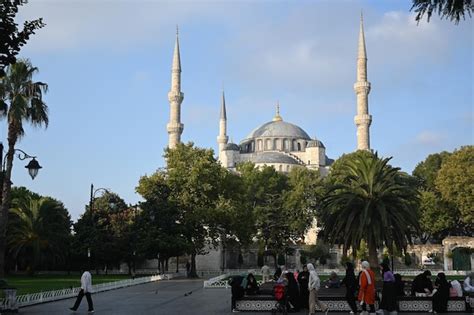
[6,0,473,221]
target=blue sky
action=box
[7,0,473,220]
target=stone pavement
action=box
[21,279,472,315]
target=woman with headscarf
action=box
[298,265,310,309]
[379,262,397,314]
[245,273,260,295]
[358,261,375,314]
[285,272,300,312]
[307,263,329,315]
[341,262,358,314]
[394,273,405,297]
[432,272,450,313]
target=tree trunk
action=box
[368,240,380,279]
[175,256,179,273]
[0,132,18,278]
[188,253,198,278]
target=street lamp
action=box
[88,184,111,273]
[89,184,111,213]
[0,143,42,180]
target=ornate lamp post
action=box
[88,184,111,273]
[0,143,42,181]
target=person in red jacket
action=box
[357,261,375,315]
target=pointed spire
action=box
[273,101,283,121]
[358,11,367,60]
[172,25,181,73]
[220,90,227,120]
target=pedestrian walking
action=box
[378,262,397,315]
[341,262,358,314]
[307,263,328,315]
[358,261,375,315]
[297,265,310,309]
[186,261,191,276]
[69,269,94,313]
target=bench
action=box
[234,283,472,312]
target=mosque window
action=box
[279,165,282,171]
[286,165,290,172]
[297,143,301,151]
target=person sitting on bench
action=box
[411,270,433,297]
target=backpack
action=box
[273,284,286,301]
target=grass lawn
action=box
[5,274,133,295]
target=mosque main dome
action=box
[244,120,311,141]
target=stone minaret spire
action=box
[217,90,229,153]
[354,13,372,151]
[167,26,184,149]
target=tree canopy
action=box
[319,151,420,269]
[411,0,473,24]
[0,1,45,76]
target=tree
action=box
[165,142,226,277]
[319,152,420,270]
[0,1,45,76]
[0,60,48,277]
[418,190,457,240]
[413,151,451,190]
[73,191,128,273]
[135,171,187,273]
[436,146,474,226]
[413,151,460,240]
[7,195,70,274]
[283,167,324,241]
[411,0,473,24]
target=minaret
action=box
[217,90,229,153]
[354,13,372,151]
[167,26,184,149]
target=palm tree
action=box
[8,197,65,274]
[320,152,420,269]
[0,59,48,276]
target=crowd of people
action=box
[229,263,474,314]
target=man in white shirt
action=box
[70,269,94,313]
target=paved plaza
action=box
[22,279,472,315]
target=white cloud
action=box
[17,1,220,53]
[415,130,446,145]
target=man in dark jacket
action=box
[411,270,433,296]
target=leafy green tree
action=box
[135,171,187,272]
[0,1,45,76]
[320,152,420,269]
[301,243,331,265]
[412,150,470,239]
[411,0,473,24]
[419,190,457,240]
[165,143,226,277]
[237,163,296,267]
[436,146,474,226]
[0,60,48,276]
[7,196,70,274]
[413,151,451,190]
[73,192,128,273]
[284,167,324,241]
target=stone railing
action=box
[203,272,265,289]
[1,273,177,310]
